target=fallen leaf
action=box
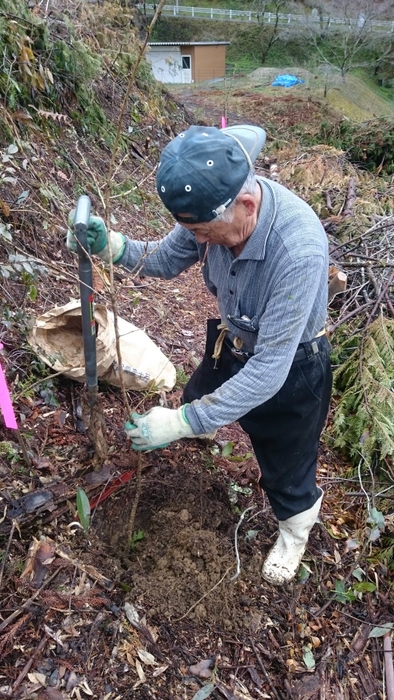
[286,658,298,671]
[247,666,262,688]
[93,268,105,292]
[84,464,114,485]
[35,456,56,473]
[327,524,347,539]
[65,670,79,692]
[27,672,46,686]
[302,646,316,670]
[152,665,169,677]
[135,659,146,682]
[345,538,360,552]
[79,680,93,696]
[137,649,157,666]
[369,622,394,638]
[191,683,216,700]
[124,602,140,628]
[0,199,10,216]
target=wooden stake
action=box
[384,632,394,700]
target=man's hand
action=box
[125,405,194,451]
[66,211,126,263]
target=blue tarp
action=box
[272,74,305,87]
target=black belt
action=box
[229,334,325,364]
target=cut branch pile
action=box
[325,210,394,476]
[276,147,394,336]
[325,202,394,474]
[274,147,394,476]
[327,215,394,334]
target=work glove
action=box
[125,405,194,451]
[66,211,126,263]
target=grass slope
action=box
[327,73,394,121]
[201,66,394,122]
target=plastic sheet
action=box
[272,74,305,87]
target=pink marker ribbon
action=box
[0,343,18,429]
[221,116,227,129]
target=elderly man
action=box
[67,124,332,585]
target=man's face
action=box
[178,195,256,250]
[181,217,238,246]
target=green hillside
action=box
[151,11,394,119]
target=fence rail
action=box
[138,4,394,31]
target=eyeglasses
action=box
[173,198,233,225]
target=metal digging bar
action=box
[75,195,108,462]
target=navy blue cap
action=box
[156,124,266,224]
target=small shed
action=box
[146,42,230,84]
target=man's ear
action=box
[238,193,258,216]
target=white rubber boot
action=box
[262,489,323,586]
[199,430,217,440]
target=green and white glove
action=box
[66,210,126,263]
[125,405,194,451]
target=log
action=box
[328,271,348,301]
[342,176,356,217]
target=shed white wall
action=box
[146,47,188,83]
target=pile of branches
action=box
[278,154,394,478]
[328,212,394,335]
[326,208,394,480]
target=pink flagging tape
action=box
[221,116,227,128]
[0,343,18,429]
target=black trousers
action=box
[183,319,333,520]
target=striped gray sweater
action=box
[119,177,328,435]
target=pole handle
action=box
[75,195,91,232]
[75,195,97,395]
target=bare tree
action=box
[296,0,331,38]
[299,0,394,82]
[251,0,293,63]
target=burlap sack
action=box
[28,299,176,391]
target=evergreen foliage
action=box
[318,118,394,175]
[375,535,394,569]
[333,316,394,469]
[0,0,101,112]
[0,0,161,144]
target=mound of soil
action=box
[95,457,267,630]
